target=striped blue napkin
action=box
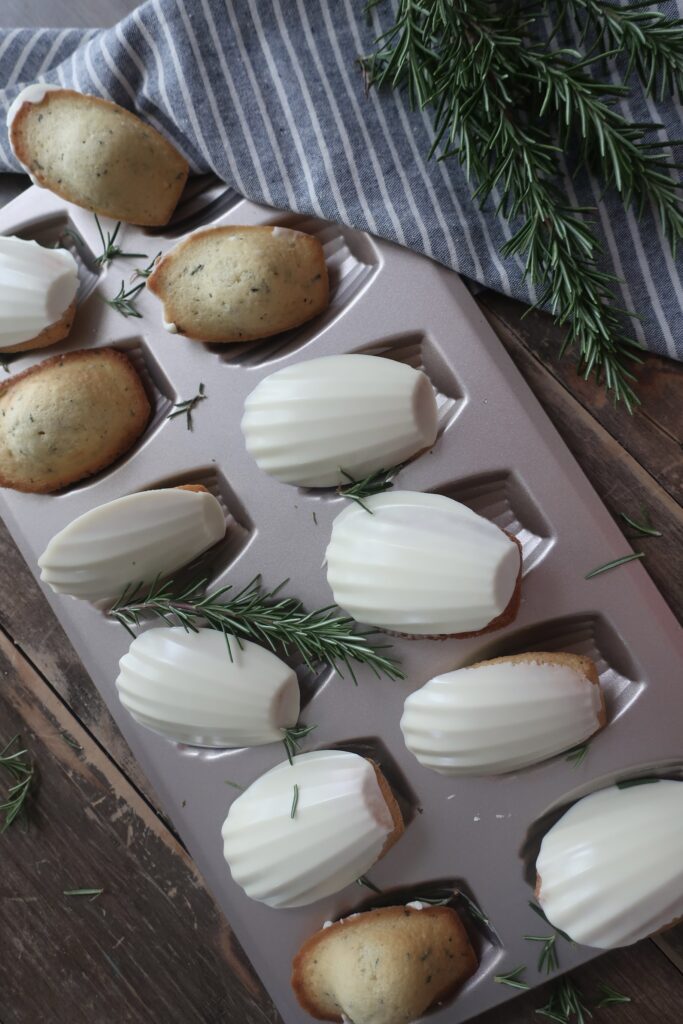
[0,1,681,359]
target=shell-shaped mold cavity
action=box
[0,235,78,351]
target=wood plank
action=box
[0,629,280,1024]
[478,298,683,619]
[478,293,683,506]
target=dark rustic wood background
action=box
[0,4,682,1023]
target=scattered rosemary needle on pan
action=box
[528,901,573,943]
[290,783,300,819]
[282,723,317,765]
[565,742,590,768]
[585,552,645,579]
[167,383,207,431]
[93,214,147,267]
[109,574,404,683]
[0,735,35,833]
[494,966,529,990]
[337,465,400,513]
[105,253,159,317]
[524,933,558,974]
[595,983,632,1008]
[618,510,662,537]
[356,875,384,894]
[224,780,244,790]
[63,887,104,901]
[454,889,491,928]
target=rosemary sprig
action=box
[536,976,592,1023]
[131,252,161,281]
[585,551,645,578]
[63,887,104,901]
[525,934,559,974]
[282,723,317,765]
[0,735,35,833]
[356,874,384,894]
[110,575,403,683]
[93,214,147,267]
[290,783,300,818]
[167,383,207,431]
[495,966,530,991]
[365,2,683,407]
[338,466,400,513]
[565,742,590,768]
[618,510,662,537]
[105,254,159,317]
[595,983,631,1008]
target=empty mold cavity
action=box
[327,736,421,828]
[337,877,500,989]
[52,338,177,497]
[12,211,100,303]
[520,761,683,888]
[474,613,642,724]
[210,216,379,368]
[434,470,553,573]
[145,175,241,238]
[143,464,254,580]
[358,331,465,436]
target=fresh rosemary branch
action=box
[105,254,159,317]
[167,383,207,431]
[495,966,530,991]
[619,509,662,537]
[525,934,559,974]
[93,214,147,267]
[536,976,591,1023]
[595,983,631,1008]
[110,575,404,683]
[584,551,645,577]
[0,735,35,832]
[565,741,590,768]
[338,466,400,513]
[63,887,104,901]
[365,1,683,408]
[290,783,300,819]
[282,723,317,765]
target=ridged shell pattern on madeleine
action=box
[7,85,188,226]
[241,354,439,487]
[39,488,225,602]
[0,236,78,352]
[146,225,328,342]
[536,780,683,948]
[222,750,402,908]
[401,653,605,775]
[116,628,300,747]
[325,491,521,636]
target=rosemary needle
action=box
[584,552,645,578]
[282,723,317,765]
[93,214,147,267]
[290,784,299,819]
[104,253,159,317]
[224,780,244,790]
[565,742,590,768]
[356,875,384,895]
[0,735,35,832]
[64,887,104,901]
[338,466,400,513]
[494,966,529,990]
[524,934,559,974]
[167,383,207,431]
[595,983,631,1008]
[618,511,662,537]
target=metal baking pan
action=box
[1,180,681,1023]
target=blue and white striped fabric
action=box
[0,1,681,360]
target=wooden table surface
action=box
[1,5,682,1024]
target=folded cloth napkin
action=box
[0,0,681,359]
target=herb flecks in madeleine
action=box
[221,750,403,908]
[401,652,605,775]
[147,225,329,342]
[292,904,478,1024]
[8,85,188,226]
[326,490,521,637]
[0,348,149,493]
[0,236,78,353]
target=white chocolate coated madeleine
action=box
[221,750,403,908]
[241,354,439,487]
[116,628,299,747]
[325,491,521,636]
[401,652,605,775]
[0,236,78,352]
[39,487,225,602]
[292,904,478,1024]
[536,780,683,948]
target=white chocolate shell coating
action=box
[222,750,396,908]
[537,780,683,948]
[401,659,604,775]
[116,627,299,747]
[0,235,78,350]
[241,354,439,487]
[38,488,225,603]
[325,490,520,635]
